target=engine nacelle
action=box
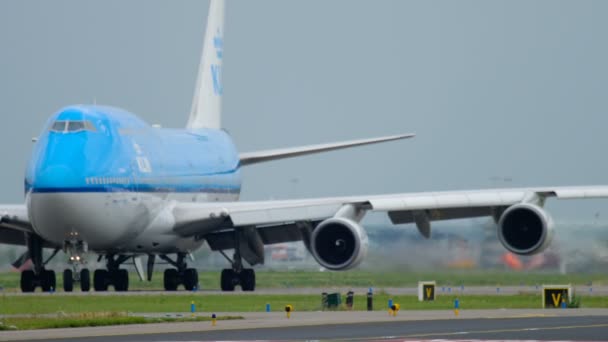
[497,203,554,255]
[310,217,369,270]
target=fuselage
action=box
[25,105,241,253]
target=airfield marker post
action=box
[190,301,195,317]
[211,313,217,326]
[390,304,400,317]
[346,291,354,310]
[454,298,460,317]
[285,304,293,319]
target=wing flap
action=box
[205,223,310,251]
[388,207,500,224]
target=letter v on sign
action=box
[551,292,562,307]
[426,287,432,298]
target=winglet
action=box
[187,0,225,129]
[239,133,415,166]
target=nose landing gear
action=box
[62,236,90,292]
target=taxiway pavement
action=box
[2,309,608,341]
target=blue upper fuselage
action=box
[25,105,242,195]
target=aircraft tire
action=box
[41,270,56,292]
[80,269,90,292]
[114,269,129,292]
[20,270,35,292]
[220,269,235,291]
[163,269,179,291]
[183,268,198,291]
[94,269,108,291]
[240,269,255,291]
[63,269,73,292]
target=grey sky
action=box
[1,1,607,221]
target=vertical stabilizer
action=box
[187,0,224,129]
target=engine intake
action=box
[497,203,554,255]
[310,217,369,270]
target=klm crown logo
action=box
[213,28,223,59]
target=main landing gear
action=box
[219,231,255,291]
[93,255,130,291]
[62,234,90,292]
[159,253,199,291]
[20,235,59,292]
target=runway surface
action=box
[2,285,608,296]
[3,309,608,342]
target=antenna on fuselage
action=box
[186,0,224,130]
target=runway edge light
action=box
[418,281,436,301]
[211,313,217,326]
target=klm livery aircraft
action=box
[2,0,608,292]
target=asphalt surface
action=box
[26,316,608,341]
[3,310,608,342]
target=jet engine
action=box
[497,203,554,255]
[310,217,369,270]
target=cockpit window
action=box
[51,121,67,132]
[68,121,84,131]
[50,120,96,133]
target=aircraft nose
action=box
[34,165,78,190]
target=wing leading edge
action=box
[239,133,415,166]
[173,185,608,265]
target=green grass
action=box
[0,270,606,292]
[0,312,242,330]
[1,293,607,315]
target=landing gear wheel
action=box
[63,269,73,292]
[240,269,255,291]
[41,270,56,292]
[113,269,129,291]
[221,269,236,291]
[80,269,90,292]
[183,268,199,291]
[163,269,178,291]
[20,270,35,293]
[94,269,108,291]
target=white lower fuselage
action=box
[27,191,238,254]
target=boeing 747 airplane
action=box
[2,0,608,292]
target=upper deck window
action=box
[50,120,96,133]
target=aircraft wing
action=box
[0,205,33,246]
[239,134,415,166]
[173,186,608,265]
